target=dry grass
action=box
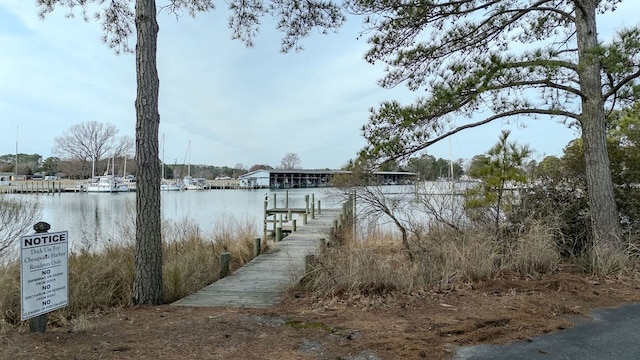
[0,215,259,328]
[302,220,567,298]
[578,241,636,275]
[163,232,218,303]
[302,242,418,297]
[0,261,20,328]
[504,221,561,275]
[209,215,260,266]
[418,226,501,287]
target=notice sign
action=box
[20,231,69,321]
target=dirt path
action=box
[2,272,640,360]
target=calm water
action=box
[9,183,466,251]
[11,188,340,250]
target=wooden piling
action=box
[318,238,326,255]
[304,254,315,275]
[276,226,282,242]
[311,193,315,219]
[263,194,268,243]
[305,194,309,214]
[253,238,261,257]
[220,252,230,278]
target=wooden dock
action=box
[172,209,339,308]
[0,180,85,194]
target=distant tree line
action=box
[0,125,468,181]
[0,154,57,177]
[343,154,464,181]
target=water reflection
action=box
[14,189,338,251]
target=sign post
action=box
[20,222,69,333]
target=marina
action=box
[0,178,244,194]
[0,169,417,194]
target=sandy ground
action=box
[2,271,640,360]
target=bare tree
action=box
[280,153,301,169]
[331,169,415,260]
[112,135,135,176]
[412,181,465,232]
[52,121,121,177]
[112,135,135,160]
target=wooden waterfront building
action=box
[238,169,416,189]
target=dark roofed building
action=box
[238,169,415,189]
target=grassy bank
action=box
[0,216,260,330]
[298,219,639,299]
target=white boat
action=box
[86,176,123,193]
[119,176,136,192]
[182,140,204,190]
[87,154,131,193]
[182,176,204,190]
[161,179,182,191]
[160,135,183,191]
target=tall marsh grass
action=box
[301,220,564,298]
[0,215,259,328]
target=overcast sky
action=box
[1,1,639,170]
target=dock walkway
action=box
[172,209,339,308]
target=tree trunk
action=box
[133,0,163,304]
[575,0,620,248]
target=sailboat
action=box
[160,134,182,191]
[182,140,204,190]
[86,157,129,193]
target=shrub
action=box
[0,196,41,262]
[507,177,591,258]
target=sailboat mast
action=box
[449,138,454,180]
[187,140,191,177]
[161,134,165,180]
[14,126,18,179]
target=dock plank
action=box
[171,209,339,308]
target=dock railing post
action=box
[285,190,289,209]
[311,193,315,219]
[253,238,261,257]
[318,200,321,215]
[276,226,282,242]
[220,252,230,278]
[263,194,268,243]
[304,254,315,276]
[318,238,326,255]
